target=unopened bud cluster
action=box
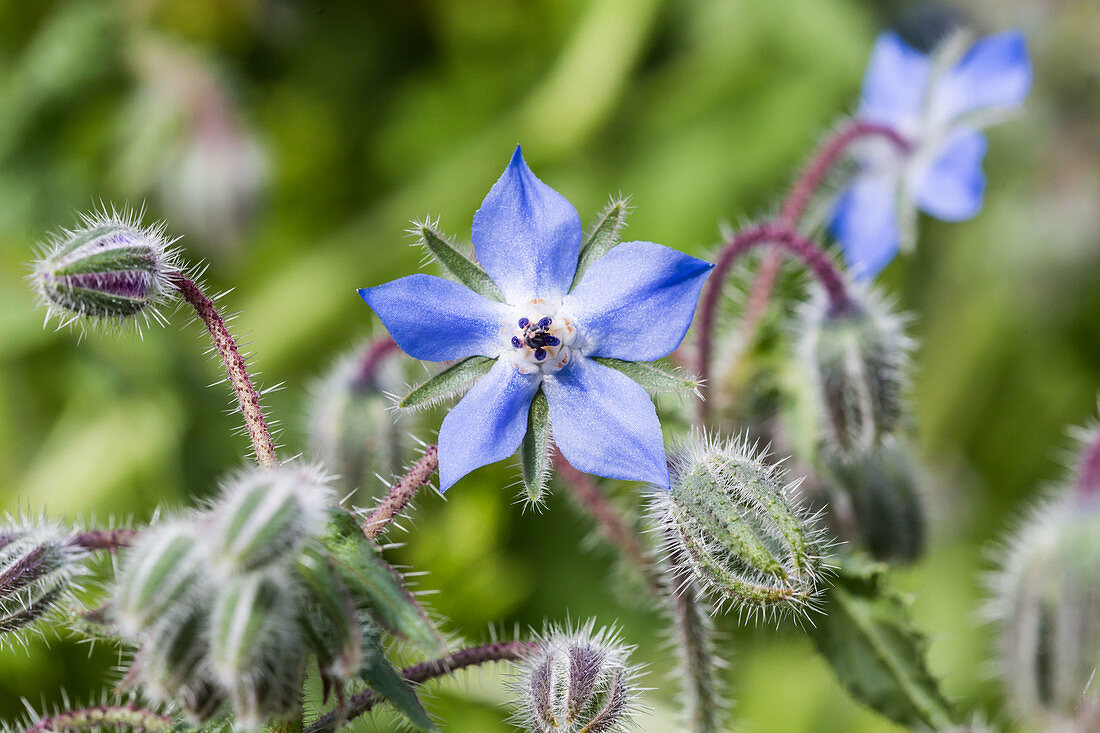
[797,286,910,458]
[30,209,180,327]
[991,493,1100,723]
[652,434,830,622]
[308,341,410,503]
[113,464,344,728]
[510,622,642,733]
[0,519,87,644]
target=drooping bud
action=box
[30,209,179,327]
[133,604,211,703]
[0,520,87,643]
[208,464,333,574]
[510,621,642,733]
[307,339,411,503]
[209,574,306,728]
[113,521,203,636]
[824,438,925,563]
[651,433,830,622]
[797,286,911,457]
[991,494,1100,722]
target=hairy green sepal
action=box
[520,388,552,504]
[415,222,503,301]
[572,197,629,287]
[593,357,699,394]
[399,356,496,410]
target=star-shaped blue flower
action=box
[833,30,1031,278]
[359,148,713,491]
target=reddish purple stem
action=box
[361,444,439,540]
[1078,435,1100,500]
[71,528,139,552]
[353,335,400,389]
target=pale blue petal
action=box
[437,359,540,491]
[471,146,582,303]
[930,31,1031,125]
[914,130,988,221]
[359,274,508,361]
[859,32,931,127]
[831,174,901,280]
[563,241,713,362]
[544,357,670,487]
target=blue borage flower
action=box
[359,147,713,491]
[833,30,1031,278]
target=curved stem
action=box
[306,640,536,733]
[554,455,662,594]
[353,335,399,389]
[361,444,439,540]
[695,224,849,422]
[779,120,909,228]
[715,122,910,416]
[24,704,170,733]
[172,274,279,469]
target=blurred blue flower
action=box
[360,147,713,491]
[833,30,1031,278]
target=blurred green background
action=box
[2,0,1099,730]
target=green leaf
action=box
[520,388,551,504]
[809,554,956,730]
[360,623,437,731]
[322,510,446,655]
[593,357,700,394]
[414,221,503,301]
[295,547,362,678]
[571,197,630,288]
[399,356,496,410]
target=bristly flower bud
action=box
[990,494,1100,723]
[209,574,306,729]
[651,433,831,623]
[797,285,911,457]
[510,621,643,733]
[824,438,925,563]
[0,519,88,646]
[30,208,180,328]
[208,464,333,574]
[113,520,203,637]
[307,339,410,503]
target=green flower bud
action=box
[113,521,202,636]
[651,434,830,622]
[510,621,642,733]
[0,519,87,644]
[135,604,210,702]
[798,287,911,457]
[824,439,925,563]
[209,574,306,728]
[307,340,410,503]
[209,464,333,574]
[30,209,180,327]
[992,495,1100,722]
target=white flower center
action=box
[504,298,578,375]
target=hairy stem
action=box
[719,121,911,413]
[664,528,723,733]
[695,223,850,422]
[353,335,399,389]
[172,275,279,469]
[554,455,662,594]
[361,444,439,540]
[24,704,170,733]
[1078,432,1100,500]
[306,641,536,733]
[70,528,138,552]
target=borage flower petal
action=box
[358,274,509,361]
[859,31,931,128]
[472,146,582,303]
[438,359,540,491]
[930,30,1031,124]
[564,241,713,362]
[543,356,670,488]
[912,130,988,221]
[832,173,901,279]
